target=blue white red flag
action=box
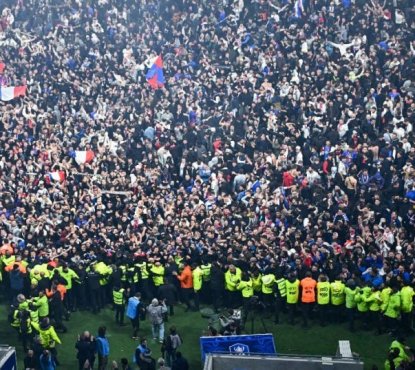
[46,171,66,183]
[69,150,95,165]
[146,55,165,89]
[0,85,26,101]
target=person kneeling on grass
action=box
[135,338,156,370]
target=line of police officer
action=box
[223,265,415,334]
[5,252,415,354]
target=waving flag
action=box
[46,171,66,183]
[294,0,303,18]
[0,63,5,74]
[146,55,165,89]
[0,85,27,101]
[70,150,95,165]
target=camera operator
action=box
[219,309,241,336]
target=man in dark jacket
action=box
[74,264,87,311]
[158,278,178,316]
[23,349,37,370]
[10,264,25,301]
[86,267,101,314]
[172,352,189,370]
[75,331,96,370]
[210,262,224,312]
[47,281,67,333]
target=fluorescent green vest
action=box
[113,288,125,305]
[401,286,414,313]
[366,291,381,312]
[238,279,254,298]
[345,287,357,309]
[276,278,287,297]
[317,281,330,305]
[384,292,401,319]
[151,265,165,286]
[261,274,275,294]
[136,262,149,279]
[286,280,300,304]
[330,280,345,306]
[200,264,211,282]
[193,267,203,291]
[225,269,242,291]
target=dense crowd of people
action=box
[1,0,415,368]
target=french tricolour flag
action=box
[0,85,27,101]
[71,150,95,165]
[146,55,165,89]
[47,171,66,183]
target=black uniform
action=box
[86,270,101,313]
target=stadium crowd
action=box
[1,0,415,368]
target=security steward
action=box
[285,273,300,325]
[316,274,330,326]
[275,273,287,324]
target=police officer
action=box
[150,261,165,296]
[252,270,262,296]
[380,282,392,334]
[237,272,254,327]
[136,257,152,300]
[192,264,203,311]
[210,261,224,312]
[200,259,212,304]
[261,270,276,311]
[33,291,49,320]
[344,279,358,331]
[75,263,87,311]
[355,283,371,330]
[58,262,80,313]
[400,281,415,334]
[225,265,242,309]
[17,309,33,351]
[118,262,128,290]
[93,261,112,309]
[364,285,382,334]
[32,317,62,363]
[384,283,401,335]
[86,264,101,314]
[113,285,128,326]
[28,302,40,327]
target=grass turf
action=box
[0,303,408,369]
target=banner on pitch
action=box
[200,333,276,363]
